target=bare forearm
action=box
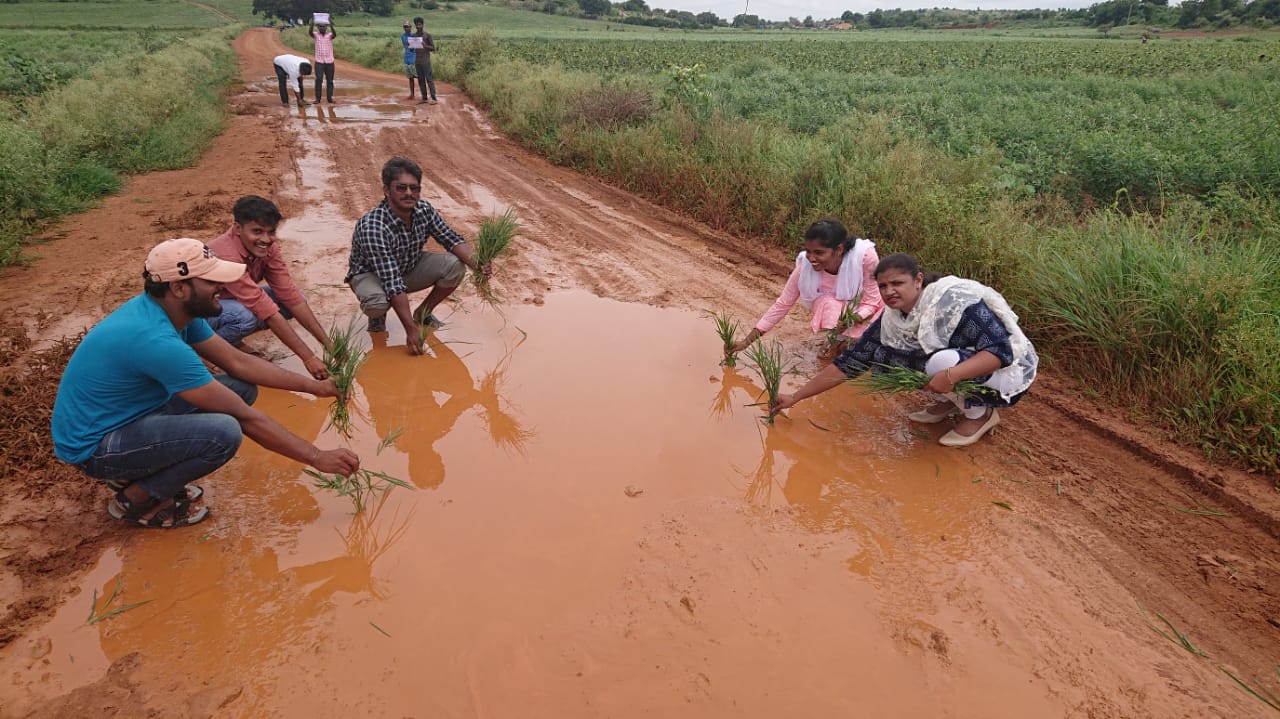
[284,302,331,351]
[951,351,1002,382]
[451,242,480,271]
[265,311,319,365]
[389,292,416,333]
[240,409,317,464]
[223,351,326,395]
[792,363,849,404]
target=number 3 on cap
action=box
[177,261,189,276]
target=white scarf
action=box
[796,238,873,310]
[878,276,1038,401]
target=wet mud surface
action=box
[1,28,1278,719]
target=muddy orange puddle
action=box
[3,74,1061,718]
[5,293,1055,717]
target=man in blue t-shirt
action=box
[400,20,417,101]
[52,238,360,528]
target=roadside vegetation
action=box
[0,1,250,265]
[293,8,1280,474]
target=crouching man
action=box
[51,238,360,528]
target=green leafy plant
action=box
[305,468,414,514]
[849,363,998,400]
[713,311,741,367]
[472,207,520,305]
[87,576,151,625]
[324,318,369,439]
[824,296,864,352]
[743,339,793,425]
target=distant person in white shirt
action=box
[273,54,312,107]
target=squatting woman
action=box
[772,253,1037,447]
[730,219,884,356]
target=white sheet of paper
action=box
[408,37,424,49]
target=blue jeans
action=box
[76,375,258,500]
[207,286,295,346]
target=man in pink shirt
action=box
[207,196,332,380]
[309,16,336,103]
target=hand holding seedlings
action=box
[713,311,741,367]
[310,446,361,476]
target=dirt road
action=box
[1,28,1278,718]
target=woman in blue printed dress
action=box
[772,253,1038,447]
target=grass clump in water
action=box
[713,311,740,367]
[743,339,793,425]
[472,207,520,305]
[304,468,414,514]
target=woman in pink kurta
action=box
[731,219,885,354]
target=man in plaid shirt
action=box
[346,157,490,355]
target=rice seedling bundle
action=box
[824,295,864,351]
[850,363,997,399]
[713,311,741,367]
[304,468,414,514]
[323,317,368,439]
[472,208,520,305]
[743,339,791,425]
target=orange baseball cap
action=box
[145,238,245,283]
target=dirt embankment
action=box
[1,27,1278,718]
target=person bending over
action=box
[772,253,1037,447]
[52,239,360,528]
[273,53,312,107]
[206,195,333,380]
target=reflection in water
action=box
[294,492,415,601]
[476,339,536,454]
[358,332,534,488]
[709,367,757,420]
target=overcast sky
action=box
[657,2,1099,22]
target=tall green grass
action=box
[0,30,239,264]
[285,26,1280,473]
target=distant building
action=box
[833,22,854,30]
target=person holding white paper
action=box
[309,14,337,103]
[400,20,418,100]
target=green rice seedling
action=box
[370,622,392,638]
[1219,664,1280,713]
[86,576,151,625]
[743,339,792,425]
[304,467,414,514]
[850,363,997,400]
[713,311,741,367]
[1137,603,1207,657]
[823,295,864,352]
[324,318,369,439]
[376,426,403,455]
[472,207,520,305]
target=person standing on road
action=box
[412,16,438,105]
[730,219,884,357]
[309,16,337,103]
[206,195,333,380]
[771,253,1037,447]
[400,20,418,101]
[273,53,312,106]
[51,238,360,529]
[346,157,491,355]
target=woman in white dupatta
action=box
[772,253,1037,447]
[729,219,884,356]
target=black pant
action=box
[274,63,303,104]
[415,60,436,101]
[314,62,335,102]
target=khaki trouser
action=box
[348,251,464,318]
